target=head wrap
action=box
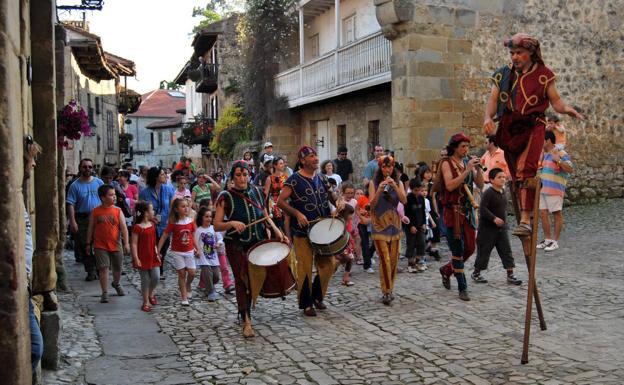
[377,155,396,168]
[297,145,317,160]
[503,33,544,65]
[229,160,251,178]
[448,132,471,146]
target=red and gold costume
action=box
[492,34,555,211]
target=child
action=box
[472,168,522,285]
[194,207,222,301]
[173,175,191,201]
[198,198,233,292]
[419,165,441,260]
[131,201,161,312]
[335,204,356,286]
[356,192,374,273]
[341,183,362,265]
[403,179,427,273]
[158,198,199,306]
[87,184,130,303]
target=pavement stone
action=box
[44,199,624,384]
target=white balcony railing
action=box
[275,31,391,106]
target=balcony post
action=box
[299,7,304,97]
[334,0,340,85]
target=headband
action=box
[503,33,544,64]
[297,145,317,160]
[229,160,251,178]
[377,155,396,168]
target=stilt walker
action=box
[483,33,584,364]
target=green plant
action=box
[210,105,252,158]
[239,0,298,140]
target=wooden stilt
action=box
[521,177,543,364]
[510,182,547,332]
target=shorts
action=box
[94,248,123,271]
[170,250,196,270]
[539,194,563,213]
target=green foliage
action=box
[191,1,244,34]
[210,105,252,159]
[178,113,213,147]
[239,0,298,140]
[159,80,180,90]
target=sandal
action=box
[141,304,151,312]
[149,295,158,305]
[342,281,354,286]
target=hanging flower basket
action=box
[57,100,91,148]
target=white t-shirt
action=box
[194,225,222,266]
[327,173,342,186]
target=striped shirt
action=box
[540,150,572,197]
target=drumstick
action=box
[226,216,269,235]
[463,184,479,209]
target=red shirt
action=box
[92,205,121,252]
[165,218,196,252]
[132,224,160,270]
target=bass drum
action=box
[308,217,350,256]
[247,240,296,301]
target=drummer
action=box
[278,145,344,317]
[213,160,286,338]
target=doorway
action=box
[313,119,330,162]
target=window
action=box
[157,132,163,146]
[106,110,114,151]
[337,124,346,149]
[87,93,95,126]
[171,131,177,144]
[309,34,319,58]
[368,120,380,158]
[97,134,101,155]
[150,133,154,150]
[95,97,101,115]
[342,15,356,45]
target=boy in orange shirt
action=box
[87,184,130,303]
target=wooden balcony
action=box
[275,31,391,107]
[195,63,219,94]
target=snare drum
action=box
[308,217,350,256]
[247,240,296,301]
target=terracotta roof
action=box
[128,89,186,118]
[145,116,183,130]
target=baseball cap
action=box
[264,141,273,148]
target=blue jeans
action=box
[29,299,43,370]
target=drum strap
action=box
[231,188,264,211]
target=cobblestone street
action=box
[44,199,624,385]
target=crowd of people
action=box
[61,32,582,340]
[63,107,576,337]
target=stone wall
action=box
[268,86,392,183]
[375,0,624,204]
[0,0,33,382]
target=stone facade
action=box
[267,86,392,182]
[375,0,624,204]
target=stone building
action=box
[372,0,623,203]
[173,14,243,169]
[56,22,137,174]
[266,0,623,202]
[271,0,393,180]
[1,0,62,382]
[126,88,186,169]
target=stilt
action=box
[520,177,544,364]
[510,182,547,332]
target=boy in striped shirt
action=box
[538,130,574,251]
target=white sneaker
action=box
[544,241,559,252]
[418,263,428,271]
[406,266,417,273]
[181,300,190,306]
[187,291,193,299]
[537,239,553,249]
[365,267,374,274]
